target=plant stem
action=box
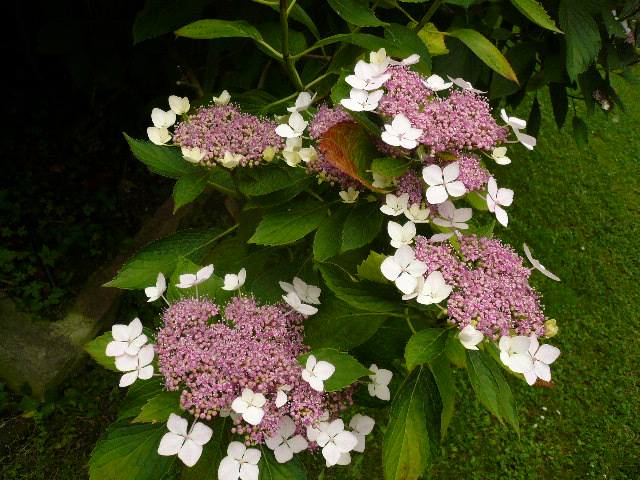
[256,39,283,59]
[286,0,298,15]
[262,72,333,110]
[395,2,417,23]
[414,0,443,32]
[280,0,304,91]
[306,189,324,202]
[252,0,278,4]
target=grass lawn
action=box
[1,75,638,479]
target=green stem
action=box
[255,39,283,60]
[262,72,333,111]
[395,2,417,23]
[280,0,304,91]
[252,0,278,5]
[405,310,418,335]
[414,0,443,32]
[305,189,324,202]
[286,0,298,15]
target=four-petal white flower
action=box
[491,146,511,165]
[368,364,392,401]
[431,201,472,241]
[404,204,430,223]
[388,220,416,248]
[524,334,561,385]
[500,109,537,150]
[458,324,484,350]
[416,271,452,305]
[106,317,148,357]
[115,344,155,387]
[422,163,466,204]
[499,335,534,373]
[231,388,267,426]
[265,417,309,463]
[380,193,409,216]
[349,414,375,452]
[181,146,206,163]
[448,76,486,94]
[345,60,390,91]
[218,442,261,480]
[301,355,335,392]
[280,277,321,304]
[314,419,358,467]
[282,292,318,316]
[169,95,190,115]
[380,244,428,295]
[339,187,360,203]
[212,90,231,106]
[523,244,561,281]
[424,74,453,92]
[340,88,384,112]
[158,413,213,467]
[222,268,246,291]
[275,112,308,138]
[151,108,176,128]
[486,177,514,227]
[147,127,171,145]
[381,114,423,150]
[144,273,166,303]
[287,91,316,113]
[175,264,214,289]
[220,151,243,169]
[372,173,394,189]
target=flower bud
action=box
[544,319,558,338]
[262,146,276,162]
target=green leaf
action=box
[370,157,412,178]
[313,206,350,262]
[175,19,263,41]
[256,22,308,59]
[245,178,312,210]
[173,169,210,212]
[572,115,589,151]
[428,355,456,437]
[133,390,182,424]
[318,264,400,313]
[354,318,413,363]
[303,296,387,350]
[237,167,306,196]
[118,380,165,421]
[465,191,488,211]
[416,23,449,56]
[249,202,329,246]
[357,251,388,283]
[84,332,118,371]
[475,220,495,239]
[258,447,307,480]
[341,202,384,253]
[527,96,542,139]
[232,89,278,116]
[166,256,232,304]
[444,329,466,368]
[182,416,230,480]
[382,366,442,480]
[384,24,432,76]
[405,328,449,371]
[249,256,316,304]
[327,0,388,27]
[549,83,569,129]
[124,134,197,179]
[89,420,174,480]
[559,0,601,80]
[106,228,224,289]
[298,348,372,392]
[132,0,213,44]
[510,0,562,33]
[466,349,520,433]
[308,33,399,55]
[447,29,518,82]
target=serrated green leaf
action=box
[357,251,388,283]
[237,167,306,197]
[124,134,197,179]
[249,202,329,246]
[559,0,601,80]
[106,228,224,289]
[444,329,466,368]
[244,178,312,210]
[232,89,278,116]
[383,366,442,480]
[133,390,182,424]
[549,83,569,129]
[298,348,372,392]
[370,157,412,178]
[175,19,263,40]
[118,379,166,421]
[303,296,387,350]
[428,355,456,438]
[527,96,542,138]
[416,23,449,56]
[258,447,307,480]
[133,0,213,44]
[173,169,210,212]
[447,29,518,82]
[475,220,495,239]
[89,420,174,480]
[313,206,350,261]
[84,332,118,371]
[405,328,448,371]
[466,349,520,433]
[572,115,589,151]
[341,202,383,253]
[384,24,432,76]
[510,0,562,33]
[327,0,388,27]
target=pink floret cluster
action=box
[155,296,352,445]
[173,104,284,167]
[377,66,434,119]
[414,235,547,338]
[395,170,426,209]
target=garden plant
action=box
[82,1,639,479]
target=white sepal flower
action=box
[175,264,214,289]
[315,419,358,467]
[147,127,171,145]
[115,344,154,387]
[220,151,243,169]
[389,54,420,66]
[181,146,206,163]
[424,74,453,92]
[524,335,561,385]
[422,163,466,204]
[380,193,409,216]
[231,388,267,425]
[335,452,351,466]
[212,90,231,106]
[368,364,392,401]
[301,355,335,392]
[275,112,308,138]
[340,88,384,112]
[388,220,416,248]
[158,413,213,467]
[381,114,423,150]
[486,177,514,227]
[401,275,423,301]
[372,173,394,189]
[168,95,190,115]
[523,244,561,281]
[279,277,321,304]
[500,109,536,150]
[369,48,390,66]
[404,204,430,223]
[431,201,472,240]
[416,271,452,305]
[222,268,246,291]
[275,385,292,408]
[287,91,317,113]
[349,414,375,452]
[447,76,486,94]
[491,146,511,165]
[282,292,318,316]
[498,336,534,373]
[339,187,360,203]
[218,442,261,480]
[265,417,308,463]
[144,273,166,303]
[380,244,428,295]
[458,324,484,350]
[345,60,390,91]
[151,108,176,128]
[106,317,148,357]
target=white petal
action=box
[158,432,185,456]
[445,181,466,198]
[313,361,336,381]
[535,344,561,364]
[381,131,401,146]
[307,376,325,392]
[115,354,138,372]
[305,354,317,371]
[106,341,126,357]
[426,185,448,204]
[340,98,365,112]
[296,303,318,316]
[333,431,358,452]
[119,371,138,387]
[239,464,259,480]
[242,406,265,425]
[374,368,393,386]
[350,414,375,435]
[138,365,154,380]
[515,130,536,149]
[178,440,203,467]
[288,435,308,453]
[322,443,342,466]
[510,336,531,354]
[497,188,514,206]
[218,456,241,480]
[242,447,262,465]
[534,361,552,381]
[227,441,247,460]
[275,390,288,408]
[189,422,213,445]
[524,368,538,386]
[167,413,189,436]
[111,324,129,342]
[231,398,248,414]
[509,353,534,373]
[395,272,418,295]
[495,206,509,227]
[265,435,284,451]
[196,264,214,282]
[405,259,428,277]
[275,124,296,138]
[422,165,444,186]
[137,344,155,367]
[380,256,402,281]
[273,443,293,463]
